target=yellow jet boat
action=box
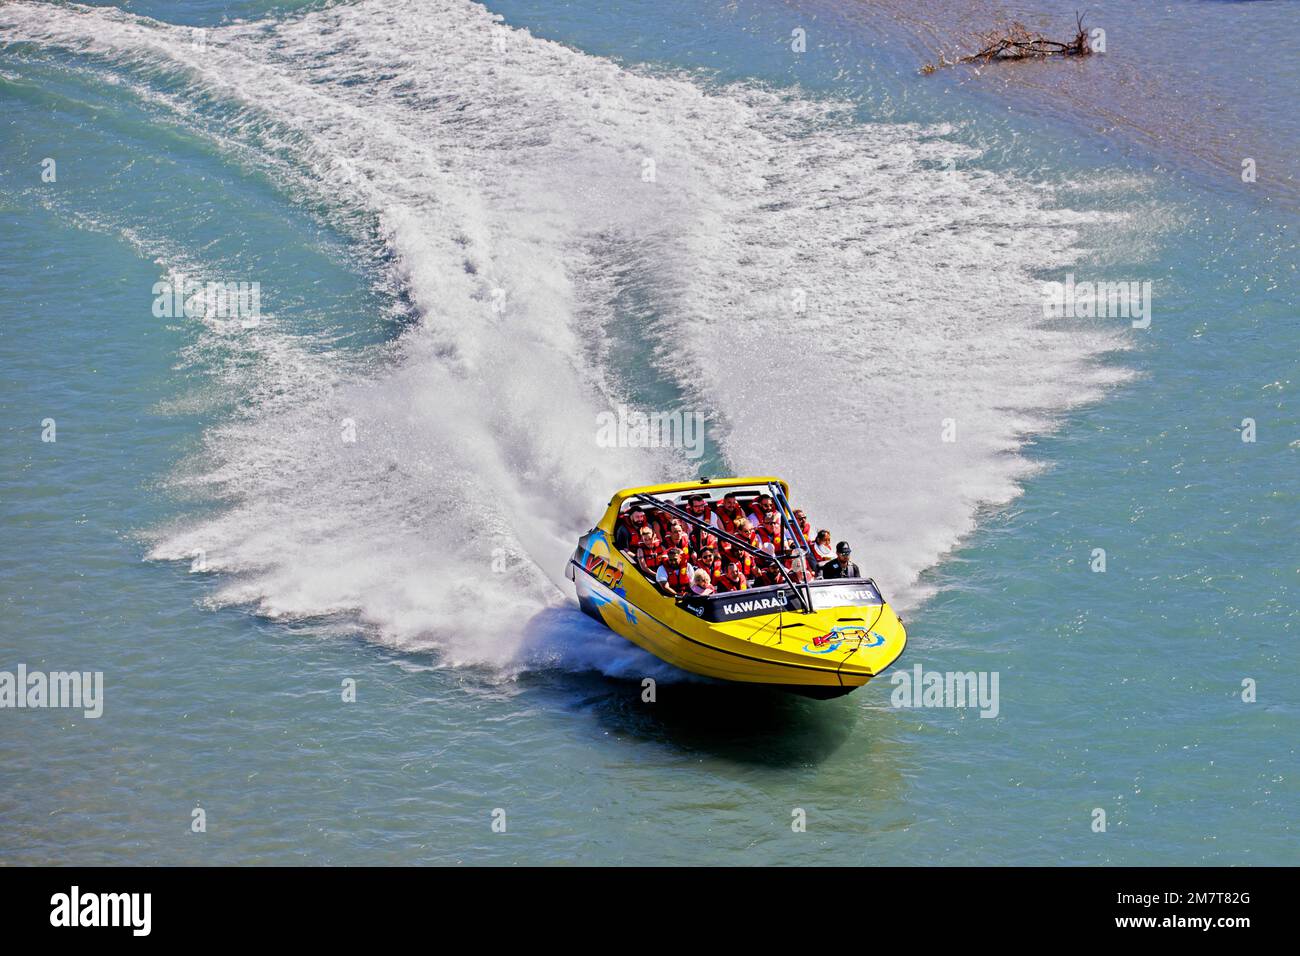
[566,477,907,697]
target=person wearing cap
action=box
[751,540,781,587]
[755,512,784,552]
[819,541,861,579]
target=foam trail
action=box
[0,0,1136,673]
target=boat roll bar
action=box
[771,482,815,564]
[627,483,815,613]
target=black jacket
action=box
[820,559,861,580]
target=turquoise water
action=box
[1,0,1295,865]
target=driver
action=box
[819,541,861,580]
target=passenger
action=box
[780,545,807,570]
[747,494,777,529]
[809,529,835,568]
[755,513,785,553]
[615,506,649,551]
[689,568,716,596]
[685,494,719,531]
[657,546,694,596]
[719,549,755,587]
[636,530,667,578]
[792,508,812,541]
[719,560,750,592]
[732,516,761,550]
[648,508,673,540]
[714,493,745,535]
[695,547,723,586]
[819,541,862,580]
[782,548,815,581]
[689,515,719,551]
[752,543,783,587]
[664,518,692,556]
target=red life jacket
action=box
[650,511,674,538]
[639,546,667,572]
[686,504,713,530]
[618,516,648,547]
[731,554,755,582]
[784,552,812,574]
[756,525,784,552]
[715,506,741,535]
[663,562,692,591]
[689,522,716,552]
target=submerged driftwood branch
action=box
[922,12,1092,73]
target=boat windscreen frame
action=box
[769,480,816,609]
[625,482,815,613]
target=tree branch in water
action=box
[922,12,1092,74]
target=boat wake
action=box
[0,0,1135,677]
